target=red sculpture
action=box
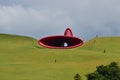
[38,28,83,49]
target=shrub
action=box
[74,73,81,80]
[86,62,120,80]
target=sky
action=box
[0,0,120,41]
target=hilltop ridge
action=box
[0,33,120,51]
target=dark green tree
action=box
[86,62,120,80]
[74,73,81,80]
[87,72,105,80]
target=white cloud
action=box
[0,0,120,41]
[0,5,74,38]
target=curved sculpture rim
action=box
[38,28,83,49]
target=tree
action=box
[74,73,81,80]
[86,62,120,80]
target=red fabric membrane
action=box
[38,28,83,49]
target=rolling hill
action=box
[0,33,120,80]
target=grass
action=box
[0,33,120,80]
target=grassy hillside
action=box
[0,33,120,80]
[82,37,120,52]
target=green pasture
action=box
[0,33,120,80]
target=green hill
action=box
[0,33,120,80]
[82,37,120,53]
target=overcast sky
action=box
[0,0,120,41]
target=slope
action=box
[82,37,120,53]
[0,33,120,80]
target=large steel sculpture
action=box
[38,28,83,49]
